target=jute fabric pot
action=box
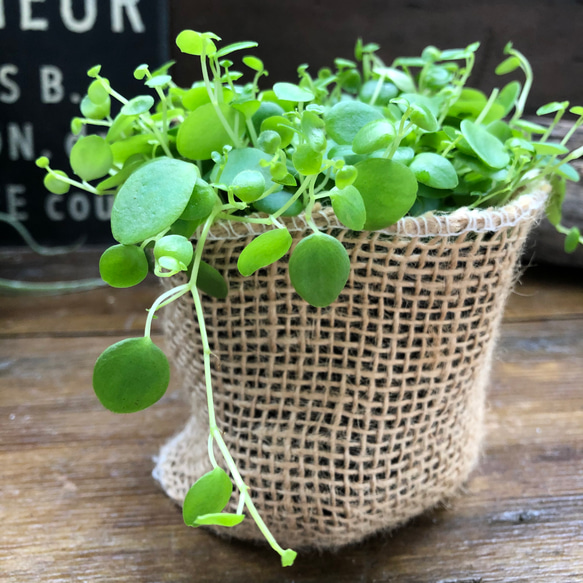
[153,187,548,550]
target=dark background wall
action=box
[169,0,583,111]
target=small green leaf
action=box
[194,513,245,527]
[145,74,172,88]
[176,30,217,56]
[556,162,580,182]
[215,41,258,58]
[183,468,233,527]
[231,169,266,202]
[564,226,581,253]
[243,55,264,72]
[195,261,229,299]
[496,81,521,117]
[532,142,569,156]
[301,110,327,153]
[281,549,297,567]
[120,95,155,116]
[353,158,418,230]
[569,106,583,116]
[409,153,459,189]
[87,65,101,78]
[273,82,314,103]
[231,98,261,119]
[237,228,292,276]
[99,244,149,288]
[495,56,521,75]
[513,119,547,134]
[44,170,70,195]
[211,147,280,194]
[177,103,245,160]
[289,232,350,307]
[93,337,170,414]
[460,119,510,169]
[536,101,569,116]
[180,179,217,222]
[154,235,193,268]
[292,144,323,175]
[330,185,366,230]
[252,190,303,216]
[409,103,439,132]
[260,115,295,148]
[324,100,384,145]
[111,157,197,245]
[352,119,395,154]
[335,165,358,189]
[373,66,415,93]
[70,135,113,181]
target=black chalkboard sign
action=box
[0,0,169,246]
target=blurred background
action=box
[1,0,582,262]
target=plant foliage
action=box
[37,31,583,566]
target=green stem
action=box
[143,283,190,339]
[184,207,294,562]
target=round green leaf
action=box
[243,55,264,72]
[353,158,418,230]
[44,170,70,195]
[111,157,198,245]
[532,142,569,156]
[81,95,110,120]
[460,119,510,169]
[154,235,193,267]
[373,66,416,93]
[99,244,149,288]
[359,79,398,106]
[70,135,113,181]
[409,152,459,189]
[251,101,285,134]
[496,81,521,117]
[352,119,395,154]
[183,467,233,527]
[273,82,314,103]
[93,337,170,413]
[237,228,292,276]
[121,95,155,116]
[211,147,280,195]
[252,190,303,217]
[335,165,358,189]
[324,101,384,145]
[260,115,295,149]
[177,103,245,161]
[289,232,350,307]
[564,227,581,253]
[231,169,265,202]
[495,56,521,75]
[292,144,323,175]
[330,185,366,231]
[301,111,327,153]
[180,179,217,221]
[195,261,229,299]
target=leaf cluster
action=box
[35,30,583,566]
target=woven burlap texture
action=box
[153,187,548,550]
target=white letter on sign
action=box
[60,0,97,33]
[111,0,145,33]
[40,65,65,104]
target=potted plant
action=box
[36,30,582,567]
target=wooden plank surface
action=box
[1,250,582,582]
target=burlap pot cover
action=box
[153,186,548,550]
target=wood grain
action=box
[1,251,582,582]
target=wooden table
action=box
[1,248,582,582]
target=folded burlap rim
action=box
[202,182,550,241]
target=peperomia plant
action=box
[36,30,582,566]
